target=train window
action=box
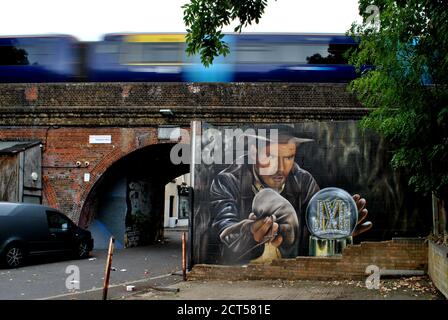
[121,43,143,64]
[120,42,184,65]
[306,44,356,64]
[235,44,272,63]
[236,43,326,63]
[142,44,182,62]
[0,46,30,65]
[235,43,355,64]
[24,44,56,65]
[298,45,330,63]
[95,44,119,54]
[0,42,57,66]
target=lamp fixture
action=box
[159,108,174,117]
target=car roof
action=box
[0,202,59,217]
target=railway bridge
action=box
[0,83,430,248]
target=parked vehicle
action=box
[0,202,94,268]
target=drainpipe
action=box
[188,121,200,270]
[432,193,439,236]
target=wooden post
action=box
[182,232,187,281]
[102,237,115,300]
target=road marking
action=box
[38,273,175,300]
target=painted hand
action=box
[352,194,372,237]
[249,213,283,248]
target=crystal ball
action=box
[305,187,358,239]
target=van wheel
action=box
[76,241,90,259]
[4,245,25,268]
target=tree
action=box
[182,0,270,66]
[349,1,448,240]
[182,0,448,239]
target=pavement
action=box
[125,276,446,300]
[1,226,445,301]
[0,229,184,300]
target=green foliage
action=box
[182,0,269,66]
[349,1,448,199]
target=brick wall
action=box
[188,239,428,281]
[0,83,368,126]
[0,126,176,222]
[428,241,448,298]
[0,82,367,222]
[0,83,363,108]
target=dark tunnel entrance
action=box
[80,143,189,249]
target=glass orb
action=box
[305,187,358,239]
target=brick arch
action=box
[74,145,125,225]
[75,140,189,227]
[73,134,157,224]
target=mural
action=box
[125,179,152,247]
[192,122,432,265]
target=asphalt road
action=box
[0,229,183,300]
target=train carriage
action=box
[87,33,359,82]
[0,33,361,83]
[0,35,80,83]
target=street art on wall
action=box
[306,187,358,239]
[125,179,152,247]
[192,122,432,265]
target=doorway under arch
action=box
[79,143,189,249]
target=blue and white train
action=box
[0,33,361,83]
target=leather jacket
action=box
[210,162,320,263]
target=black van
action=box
[0,202,94,268]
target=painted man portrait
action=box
[209,125,372,264]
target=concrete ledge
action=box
[188,239,428,281]
[428,241,448,298]
[0,105,371,126]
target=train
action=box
[0,33,362,83]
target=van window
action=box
[46,211,72,231]
[0,203,19,216]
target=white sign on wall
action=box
[89,135,112,144]
[158,127,181,140]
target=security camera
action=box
[76,161,82,167]
[84,161,90,167]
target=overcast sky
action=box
[1,0,362,40]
